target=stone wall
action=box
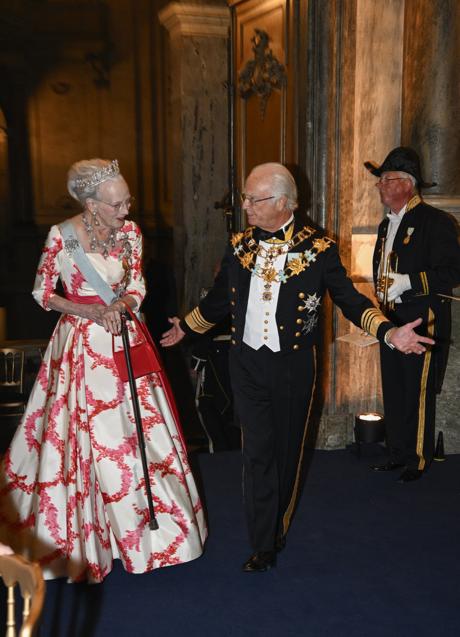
[436,286,460,454]
[159,2,230,313]
[307,0,460,452]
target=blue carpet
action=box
[22,450,460,636]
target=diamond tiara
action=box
[74,159,120,194]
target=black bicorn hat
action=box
[364,146,436,188]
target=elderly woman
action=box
[0,159,206,583]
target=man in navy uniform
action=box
[162,162,434,571]
[365,147,460,483]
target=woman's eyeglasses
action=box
[97,196,135,212]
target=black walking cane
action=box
[120,313,159,531]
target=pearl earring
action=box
[92,209,100,226]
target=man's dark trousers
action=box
[380,305,436,471]
[229,342,315,552]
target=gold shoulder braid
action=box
[406,194,422,212]
[231,226,334,302]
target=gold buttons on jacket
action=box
[293,344,299,350]
[297,305,304,312]
[279,325,284,330]
[295,332,301,337]
[231,301,235,306]
[231,327,236,332]
[231,287,236,293]
[298,292,305,299]
[296,318,302,324]
[231,339,236,345]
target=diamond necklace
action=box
[82,212,117,258]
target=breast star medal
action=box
[260,266,277,301]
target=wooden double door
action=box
[229,0,308,227]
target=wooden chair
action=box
[0,553,46,637]
[0,349,26,452]
[0,348,26,416]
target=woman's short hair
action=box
[67,158,120,205]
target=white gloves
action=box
[387,273,411,302]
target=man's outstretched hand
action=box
[160,317,186,347]
[389,317,434,354]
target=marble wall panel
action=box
[327,0,404,433]
[402,0,460,195]
[437,300,460,454]
[160,2,230,312]
[352,0,404,230]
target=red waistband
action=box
[65,292,106,305]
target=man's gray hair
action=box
[397,171,417,189]
[265,163,298,212]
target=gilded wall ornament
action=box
[85,46,114,89]
[238,29,287,119]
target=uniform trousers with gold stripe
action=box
[380,304,436,472]
[229,342,316,552]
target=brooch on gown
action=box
[64,238,80,256]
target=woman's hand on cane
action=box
[101,301,125,335]
[81,303,106,326]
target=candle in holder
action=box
[354,412,385,443]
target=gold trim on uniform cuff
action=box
[184,307,215,334]
[420,271,429,295]
[361,307,388,338]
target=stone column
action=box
[158,2,230,313]
[402,0,460,198]
[315,0,406,448]
[402,0,460,453]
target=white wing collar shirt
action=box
[384,204,406,261]
[243,215,294,352]
[383,204,407,303]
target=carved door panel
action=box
[230,0,299,199]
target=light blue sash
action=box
[59,220,117,306]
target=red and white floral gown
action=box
[0,221,206,583]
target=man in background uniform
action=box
[366,147,460,482]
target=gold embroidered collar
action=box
[230,225,334,284]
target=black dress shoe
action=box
[242,551,276,572]
[371,461,405,472]
[398,469,423,483]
